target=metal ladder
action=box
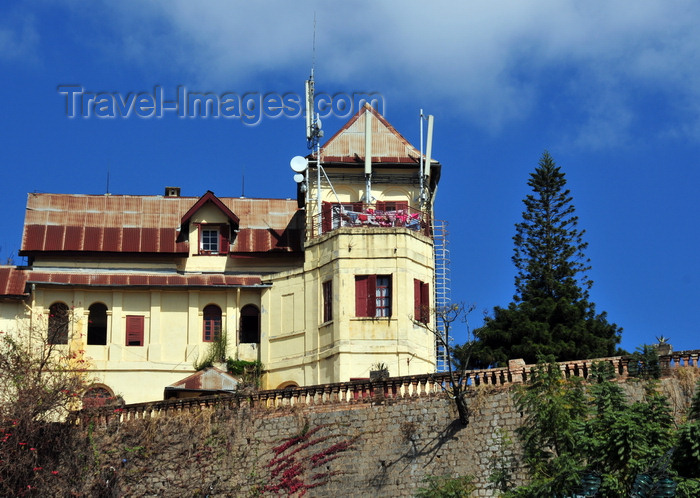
[432,220,451,372]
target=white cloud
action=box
[0,10,39,63]
[53,0,700,144]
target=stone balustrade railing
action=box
[83,350,700,425]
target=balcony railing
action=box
[309,203,432,239]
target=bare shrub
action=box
[0,309,93,495]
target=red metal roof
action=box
[20,193,302,255]
[0,266,28,297]
[25,271,263,288]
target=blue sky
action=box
[1,1,698,353]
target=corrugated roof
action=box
[25,271,263,288]
[20,193,302,255]
[316,104,431,165]
[0,266,28,298]
[167,367,240,392]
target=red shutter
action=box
[367,275,377,317]
[421,282,430,324]
[195,223,202,253]
[386,275,392,317]
[376,201,386,212]
[322,202,332,233]
[414,279,422,320]
[219,225,230,254]
[396,201,409,212]
[355,276,368,316]
[125,315,144,346]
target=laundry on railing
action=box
[329,205,423,231]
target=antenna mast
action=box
[305,14,325,225]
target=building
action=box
[0,105,444,404]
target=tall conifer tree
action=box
[472,152,621,366]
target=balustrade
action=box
[81,350,700,425]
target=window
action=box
[198,224,229,255]
[87,303,108,345]
[355,275,392,318]
[322,280,333,323]
[376,201,408,212]
[203,304,222,342]
[414,279,430,324]
[202,228,219,252]
[82,385,114,409]
[125,315,144,346]
[239,305,260,343]
[48,302,69,344]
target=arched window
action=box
[277,381,299,390]
[48,302,69,344]
[203,304,222,342]
[239,305,260,344]
[82,385,119,409]
[87,303,108,345]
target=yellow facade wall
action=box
[10,284,268,403]
[262,226,436,390]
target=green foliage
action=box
[370,362,390,380]
[627,344,662,380]
[673,378,700,484]
[193,332,228,370]
[226,358,261,376]
[472,152,621,366]
[487,428,516,494]
[507,359,700,497]
[509,361,588,496]
[226,358,262,391]
[416,474,475,497]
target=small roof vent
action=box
[165,187,181,197]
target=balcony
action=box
[309,203,432,239]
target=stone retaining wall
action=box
[78,352,699,496]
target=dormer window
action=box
[181,192,239,256]
[198,224,229,255]
[201,227,219,253]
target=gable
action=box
[318,104,424,165]
[180,190,240,226]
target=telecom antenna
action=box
[306,13,318,146]
[418,111,434,208]
[304,15,326,224]
[290,15,341,234]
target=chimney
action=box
[165,187,181,197]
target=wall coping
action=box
[82,349,700,425]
